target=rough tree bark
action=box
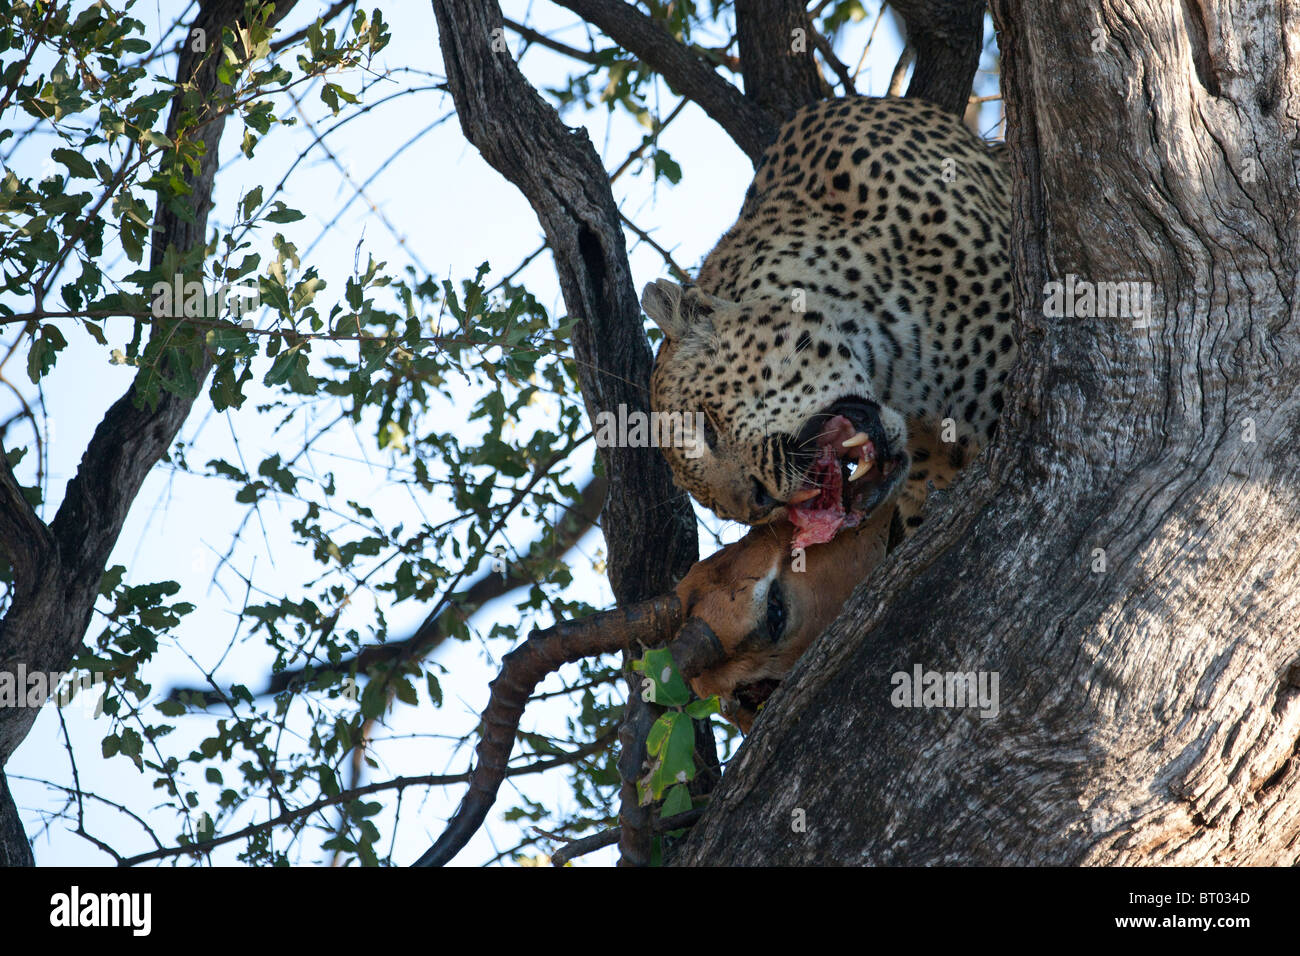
[0,0,297,866]
[734,0,831,122]
[671,0,1300,865]
[890,0,986,116]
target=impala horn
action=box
[412,592,684,867]
[668,616,726,678]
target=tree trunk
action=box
[671,0,1300,866]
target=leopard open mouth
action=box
[785,397,908,549]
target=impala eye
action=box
[765,581,787,641]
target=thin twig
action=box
[548,807,705,865]
[503,16,604,64]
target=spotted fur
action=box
[645,96,1015,530]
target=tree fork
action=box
[670,0,1300,866]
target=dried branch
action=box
[549,807,704,865]
[502,16,604,64]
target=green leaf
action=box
[661,782,693,820]
[685,696,721,719]
[51,147,95,179]
[140,129,173,150]
[637,647,691,707]
[265,201,304,224]
[119,728,142,757]
[319,766,340,797]
[264,346,304,385]
[99,565,126,597]
[644,711,695,801]
[27,324,68,382]
[240,185,264,220]
[653,149,682,185]
[394,677,418,707]
[425,672,443,707]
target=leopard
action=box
[643,96,1015,547]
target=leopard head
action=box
[645,278,909,536]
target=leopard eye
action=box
[765,580,787,641]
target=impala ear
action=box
[641,279,717,340]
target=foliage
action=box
[0,1,618,866]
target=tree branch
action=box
[0,439,56,616]
[734,0,831,121]
[0,770,32,866]
[503,16,603,64]
[118,727,618,866]
[549,807,704,865]
[889,0,986,115]
[552,0,777,163]
[167,475,609,703]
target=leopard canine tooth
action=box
[841,432,871,449]
[787,488,820,505]
[849,459,873,482]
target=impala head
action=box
[416,507,895,865]
[674,506,894,732]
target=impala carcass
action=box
[412,506,894,867]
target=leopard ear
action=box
[641,279,688,339]
[642,279,718,340]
